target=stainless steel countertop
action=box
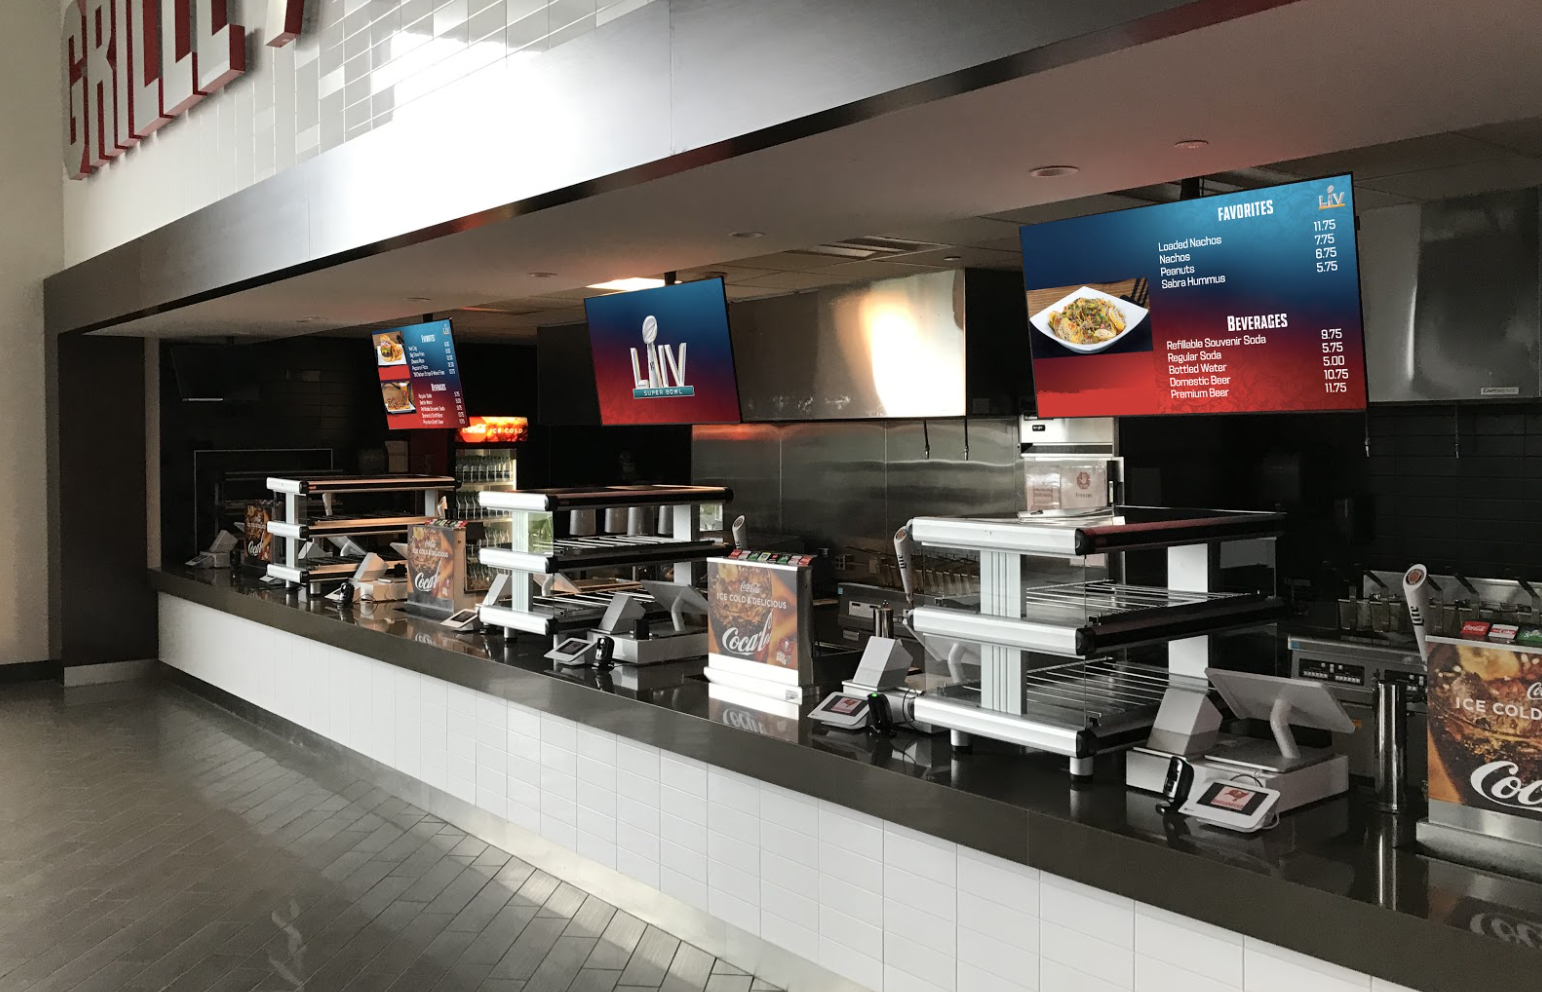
[150,566,1542,992]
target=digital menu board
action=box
[585,278,741,425]
[372,319,468,430]
[1020,174,1367,417]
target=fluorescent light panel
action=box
[587,277,667,292]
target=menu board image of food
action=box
[1020,174,1367,417]
[585,278,742,425]
[372,319,468,429]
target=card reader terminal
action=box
[1177,780,1282,833]
[810,693,871,731]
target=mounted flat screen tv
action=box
[584,278,742,426]
[372,318,469,429]
[1020,173,1368,418]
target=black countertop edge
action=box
[150,567,1542,992]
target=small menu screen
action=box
[373,319,468,430]
[585,278,741,425]
[1020,174,1367,417]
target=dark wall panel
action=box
[58,334,153,666]
[1362,403,1542,578]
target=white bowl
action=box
[1029,286,1148,354]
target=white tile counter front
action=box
[159,593,1413,992]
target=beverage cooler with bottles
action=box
[451,417,526,593]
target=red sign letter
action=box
[266,0,306,47]
[62,0,95,178]
[194,0,245,95]
[85,0,122,159]
[160,0,199,116]
[127,0,168,138]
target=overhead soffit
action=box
[87,0,1542,342]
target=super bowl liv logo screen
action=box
[630,315,694,399]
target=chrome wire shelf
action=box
[1021,658,1171,720]
[1023,582,1248,624]
[480,535,728,575]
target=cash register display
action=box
[554,638,592,654]
[827,697,865,716]
[1195,782,1270,816]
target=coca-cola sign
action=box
[1470,761,1542,813]
[62,0,309,179]
[719,619,772,657]
[406,524,459,611]
[706,557,811,682]
[1428,639,1542,823]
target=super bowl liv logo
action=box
[630,315,694,399]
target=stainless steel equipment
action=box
[1359,187,1541,402]
[1287,634,1427,783]
[1374,676,1410,813]
[836,582,977,647]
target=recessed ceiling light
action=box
[943,255,962,262]
[1029,165,1079,178]
[587,277,667,292]
[529,271,557,278]
[406,296,432,302]
[1174,138,1209,150]
[731,231,765,239]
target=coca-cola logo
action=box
[723,709,763,733]
[247,539,265,557]
[1471,761,1542,812]
[721,626,771,656]
[1469,912,1542,950]
[1529,683,1542,701]
[412,572,441,593]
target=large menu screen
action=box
[585,278,741,425]
[1020,174,1367,417]
[372,319,468,429]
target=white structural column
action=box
[158,594,1415,992]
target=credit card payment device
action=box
[810,693,871,731]
[1178,780,1282,833]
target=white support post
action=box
[284,493,301,571]
[978,549,1025,714]
[672,503,696,585]
[1167,543,1210,679]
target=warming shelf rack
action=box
[479,535,729,575]
[264,474,457,591]
[479,587,664,638]
[908,505,1286,557]
[911,581,1283,658]
[476,484,731,637]
[912,659,1173,761]
[905,504,1286,776]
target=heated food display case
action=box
[906,506,1287,776]
[475,485,733,639]
[263,474,457,593]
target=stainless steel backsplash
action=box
[692,417,1022,577]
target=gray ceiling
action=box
[400,114,1542,342]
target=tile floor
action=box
[0,680,783,992]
